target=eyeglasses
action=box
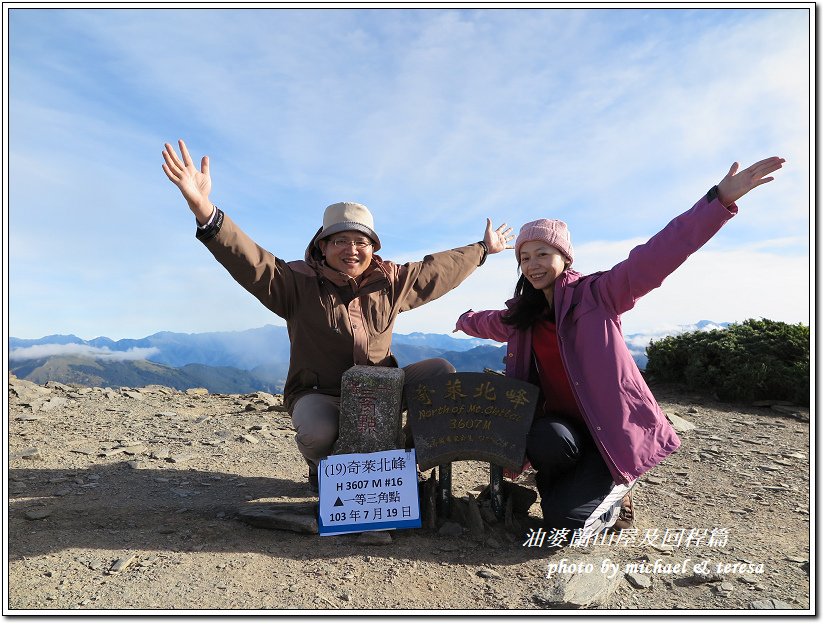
[330,238,373,249]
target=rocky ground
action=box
[6,374,811,613]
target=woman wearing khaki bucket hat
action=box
[162,139,514,491]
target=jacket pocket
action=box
[365,290,393,334]
[295,369,320,391]
[619,376,659,430]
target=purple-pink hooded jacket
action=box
[456,194,738,484]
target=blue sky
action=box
[7,6,811,342]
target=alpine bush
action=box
[645,319,809,405]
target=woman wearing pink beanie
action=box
[455,157,784,539]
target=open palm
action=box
[483,219,514,254]
[162,139,213,221]
[716,156,785,206]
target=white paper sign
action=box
[318,448,421,536]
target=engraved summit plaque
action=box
[405,372,538,471]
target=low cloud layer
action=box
[9,344,159,361]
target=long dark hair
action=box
[502,273,554,330]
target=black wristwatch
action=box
[706,185,720,203]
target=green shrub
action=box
[645,319,809,406]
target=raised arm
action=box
[593,156,785,315]
[394,219,514,312]
[162,139,214,225]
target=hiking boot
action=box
[582,479,635,537]
[611,492,634,531]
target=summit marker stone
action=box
[332,366,405,455]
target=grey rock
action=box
[477,480,538,515]
[750,599,796,609]
[38,397,69,412]
[666,412,697,433]
[236,505,319,534]
[466,495,486,538]
[438,521,464,537]
[150,448,172,460]
[108,554,136,575]
[168,453,196,464]
[486,536,503,549]
[477,568,501,579]
[70,444,98,455]
[121,444,147,455]
[691,568,724,584]
[11,447,41,460]
[770,404,807,420]
[240,434,260,444]
[785,555,808,563]
[45,381,72,392]
[625,572,652,589]
[98,448,126,457]
[172,488,199,498]
[535,559,619,608]
[24,508,52,520]
[479,505,498,525]
[356,531,393,545]
[185,388,209,396]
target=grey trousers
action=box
[290,358,455,470]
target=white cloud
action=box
[9,344,160,361]
[8,8,810,342]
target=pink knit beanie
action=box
[514,219,574,264]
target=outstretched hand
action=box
[483,219,515,254]
[716,156,785,207]
[162,139,213,223]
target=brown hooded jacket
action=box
[198,208,486,412]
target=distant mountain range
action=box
[9,321,728,394]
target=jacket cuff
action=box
[477,241,489,266]
[706,185,739,216]
[196,206,224,243]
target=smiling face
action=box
[317,230,375,280]
[518,240,567,297]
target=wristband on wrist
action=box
[196,204,217,229]
[478,241,489,266]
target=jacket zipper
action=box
[554,286,628,484]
